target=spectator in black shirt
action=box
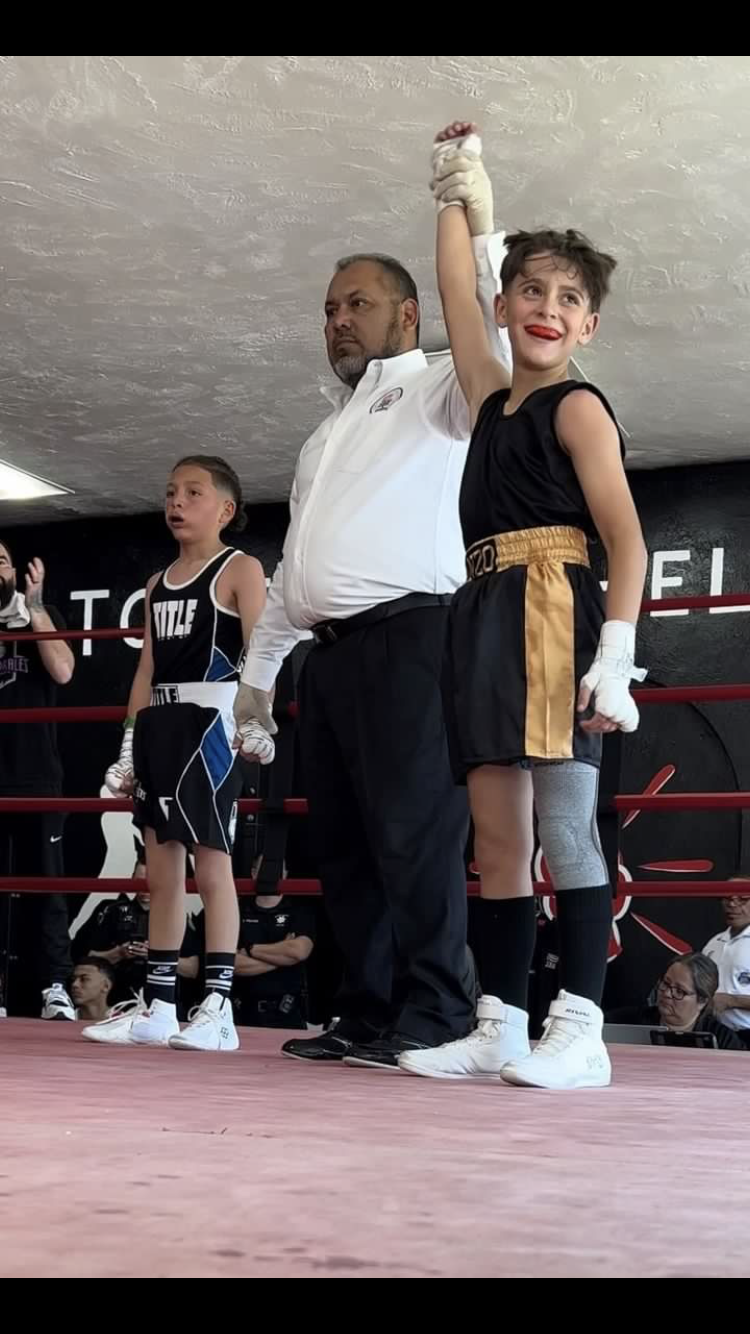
[73,889,150,1002]
[607,952,746,1051]
[191,890,315,1029]
[0,545,75,1019]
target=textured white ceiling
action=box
[2,55,750,524]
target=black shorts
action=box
[444,557,604,780]
[132,703,242,854]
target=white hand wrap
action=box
[236,719,276,766]
[431,133,494,238]
[105,724,134,795]
[579,621,647,734]
[233,684,278,766]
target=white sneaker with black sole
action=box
[83,994,179,1047]
[398,996,531,1080]
[501,991,612,1090]
[169,993,239,1052]
[41,983,75,1021]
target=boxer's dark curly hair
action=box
[173,455,247,533]
[501,229,617,313]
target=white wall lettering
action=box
[709,547,750,615]
[650,551,690,618]
[120,587,145,649]
[69,588,110,656]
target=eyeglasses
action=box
[657,978,697,1002]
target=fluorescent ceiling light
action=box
[0,460,71,501]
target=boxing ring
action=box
[1,594,749,1278]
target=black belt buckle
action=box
[314,622,339,645]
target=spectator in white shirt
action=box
[704,883,750,1046]
[235,229,509,1071]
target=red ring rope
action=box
[1,683,750,728]
[639,592,750,613]
[2,589,750,644]
[0,627,144,643]
[0,877,739,898]
[0,797,308,814]
[0,793,745,814]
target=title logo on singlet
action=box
[152,598,198,641]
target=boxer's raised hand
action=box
[431,122,494,237]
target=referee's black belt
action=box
[312,591,453,646]
[250,996,303,1015]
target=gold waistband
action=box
[466,526,590,580]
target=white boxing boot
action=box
[501,991,611,1090]
[130,998,180,1046]
[169,993,239,1052]
[83,994,178,1047]
[398,995,530,1080]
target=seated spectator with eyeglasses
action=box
[703,886,750,1048]
[607,952,746,1050]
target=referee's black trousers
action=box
[298,605,473,1045]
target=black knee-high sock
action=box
[473,897,537,1011]
[144,949,178,1007]
[205,953,235,1001]
[556,885,612,1005]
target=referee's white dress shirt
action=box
[704,924,750,1031]
[243,235,509,693]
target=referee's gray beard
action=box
[332,313,405,388]
[0,575,16,610]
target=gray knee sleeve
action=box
[532,761,608,891]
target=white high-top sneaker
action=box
[83,994,179,1047]
[41,983,75,1021]
[130,997,180,1046]
[501,990,612,1090]
[169,993,239,1052]
[398,995,531,1080]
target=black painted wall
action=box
[611,461,750,1006]
[4,458,750,1010]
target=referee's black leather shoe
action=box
[343,1032,430,1072]
[281,1022,375,1063]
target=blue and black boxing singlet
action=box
[150,547,244,693]
[444,380,624,776]
[133,548,246,853]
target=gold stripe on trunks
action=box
[465,526,589,580]
[524,560,576,759]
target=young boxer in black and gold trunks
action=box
[401,124,647,1090]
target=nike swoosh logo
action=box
[50,836,63,844]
